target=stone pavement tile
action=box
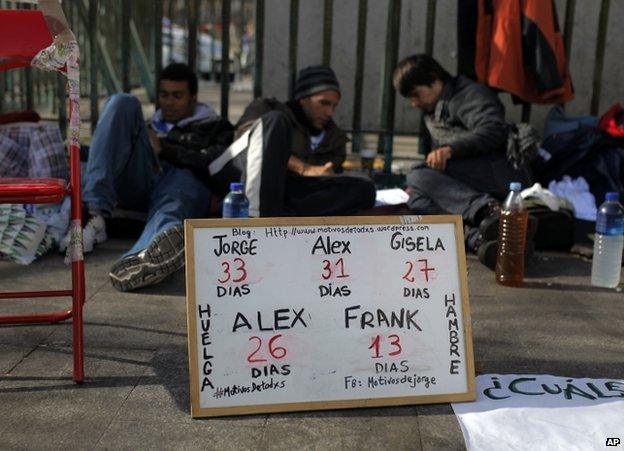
[81,304,187,353]
[2,316,164,382]
[0,257,71,293]
[0,296,78,322]
[1,330,77,381]
[414,404,465,451]
[34,285,189,354]
[138,342,192,386]
[0,411,113,450]
[0,245,115,295]
[0,333,54,374]
[466,253,624,379]
[112,382,268,427]
[0,344,30,374]
[260,407,420,450]
[111,382,192,423]
[112,344,268,427]
[0,345,153,391]
[95,420,265,450]
[2,237,622,450]
[0,346,156,448]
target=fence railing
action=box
[0,0,617,171]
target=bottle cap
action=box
[230,182,244,191]
[509,182,522,191]
[605,192,619,201]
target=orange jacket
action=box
[474,0,573,104]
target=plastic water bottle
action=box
[591,192,624,288]
[495,182,529,287]
[222,182,249,218]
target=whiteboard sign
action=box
[185,216,475,418]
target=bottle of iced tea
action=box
[495,182,528,287]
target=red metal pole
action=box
[0,290,73,299]
[0,310,72,324]
[68,92,85,383]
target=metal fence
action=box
[0,0,617,170]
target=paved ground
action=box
[1,239,622,450]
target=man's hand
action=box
[301,161,333,176]
[147,128,162,155]
[425,146,452,171]
[288,155,334,176]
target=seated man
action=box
[392,54,531,257]
[68,63,230,292]
[162,65,376,217]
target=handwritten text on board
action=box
[187,218,474,416]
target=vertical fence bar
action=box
[378,0,401,172]
[351,0,367,155]
[8,71,16,111]
[253,0,264,98]
[36,66,42,107]
[288,0,299,99]
[209,0,218,82]
[425,0,436,56]
[418,0,437,155]
[89,0,98,131]
[121,0,131,92]
[188,0,198,72]
[322,0,333,66]
[17,70,24,110]
[590,0,610,115]
[521,103,532,122]
[221,0,231,119]
[4,2,16,111]
[57,72,67,139]
[563,0,576,60]
[0,0,4,112]
[0,72,4,113]
[167,0,174,65]
[25,69,34,110]
[15,69,26,110]
[154,0,163,102]
[418,0,436,155]
[22,1,34,110]
[17,70,24,109]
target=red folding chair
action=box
[0,2,85,383]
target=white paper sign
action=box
[452,374,624,451]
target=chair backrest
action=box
[0,9,53,72]
[0,2,81,187]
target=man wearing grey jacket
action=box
[393,54,530,253]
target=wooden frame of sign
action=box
[185,215,475,418]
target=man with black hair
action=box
[393,54,531,261]
[67,63,232,291]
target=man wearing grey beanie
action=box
[206,64,376,217]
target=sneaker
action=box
[59,213,107,253]
[468,201,501,252]
[109,225,185,292]
[477,238,536,271]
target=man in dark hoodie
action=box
[392,54,531,260]
[206,65,376,217]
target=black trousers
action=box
[211,110,375,217]
[406,153,530,249]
